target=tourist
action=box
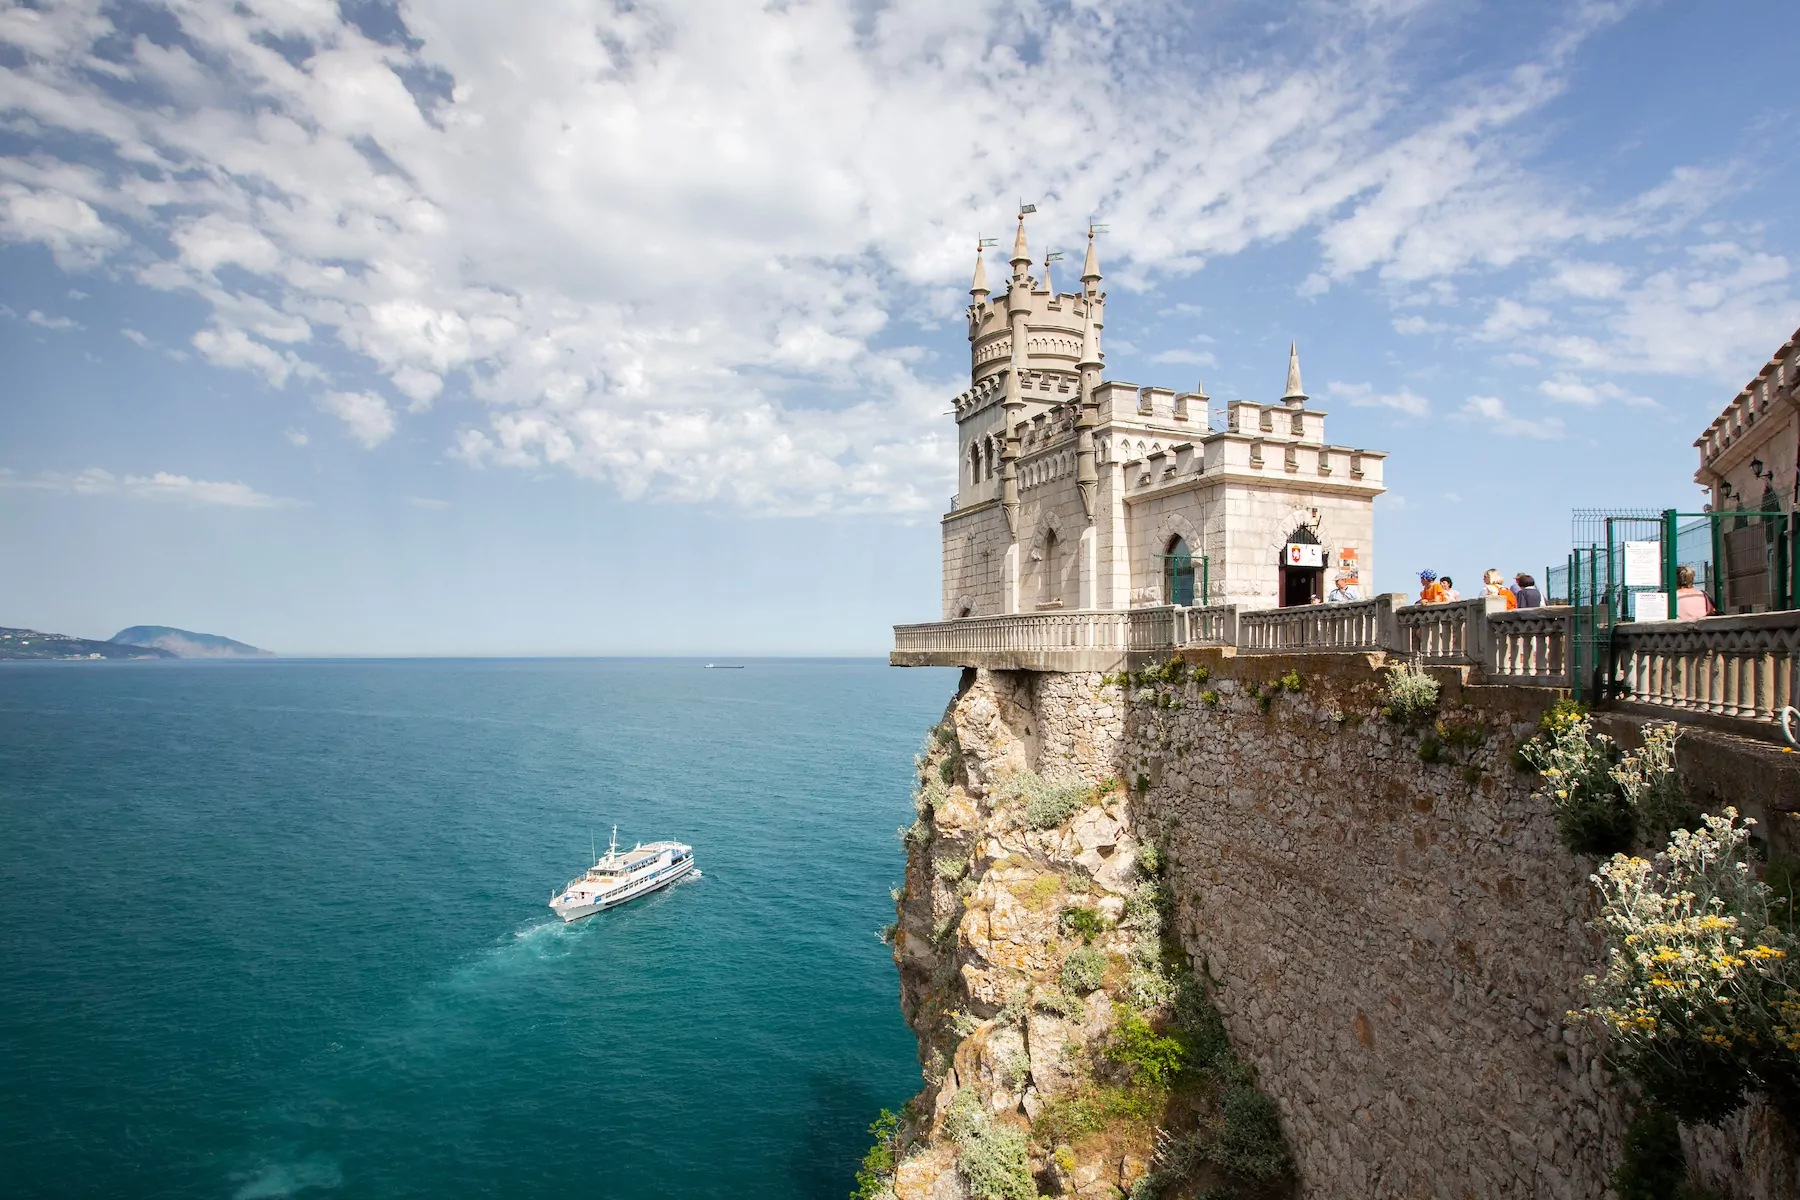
[1441,576,1462,602]
[1512,573,1542,609]
[1675,565,1716,620]
[1417,570,1449,604]
[1327,573,1360,603]
[1483,569,1518,610]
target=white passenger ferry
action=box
[549,828,696,922]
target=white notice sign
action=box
[1623,540,1661,588]
[1284,543,1324,568]
[1633,591,1670,622]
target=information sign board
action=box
[1284,543,1324,568]
[1624,541,1660,588]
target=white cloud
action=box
[1326,380,1430,417]
[1550,260,1627,298]
[121,328,152,348]
[0,0,1787,513]
[1392,315,1444,335]
[317,391,397,448]
[1456,395,1564,439]
[1539,375,1656,408]
[406,495,450,510]
[26,309,78,330]
[1477,298,1551,341]
[193,326,303,387]
[1148,348,1218,368]
[0,466,299,507]
[283,428,310,447]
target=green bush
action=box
[938,746,961,786]
[944,1090,1035,1200]
[1612,1107,1686,1200]
[1122,880,1171,935]
[1416,737,1441,763]
[1381,661,1441,726]
[1061,944,1108,993]
[1034,984,1086,1020]
[1276,669,1303,694]
[1437,720,1485,750]
[1200,689,1220,707]
[935,855,969,881]
[850,1108,902,1200]
[1149,656,1188,686]
[1026,780,1092,830]
[1212,1086,1290,1182]
[1107,1006,1188,1086]
[1059,905,1106,944]
[1137,843,1163,876]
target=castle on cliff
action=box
[941,214,1388,618]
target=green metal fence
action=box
[1554,507,1798,702]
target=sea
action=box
[0,658,957,1199]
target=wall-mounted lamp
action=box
[1752,458,1775,482]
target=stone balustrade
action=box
[1485,607,1573,687]
[893,603,1800,735]
[1239,595,1401,654]
[1611,611,1800,724]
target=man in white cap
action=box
[1327,573,1360,603]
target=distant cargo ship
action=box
[548,828,695,922]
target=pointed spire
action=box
[970,243,989,300]
[1282,341,1306,405]
[1193,375,1210,400]
[1081,228,1101,290]
[1042,252,1054,294]
[1011,214,1031,279]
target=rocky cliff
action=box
[880,668,1293,1200]
[877,655,1800,1199]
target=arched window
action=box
[968,443,981,487]
[1165,536,1195,606]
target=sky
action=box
[2,0,1798,655]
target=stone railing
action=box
[893,610,1139,656]
[1173,605,1237,648]
[1611,611,1800,724]
[1397,597,1509,665]
[1485,607,1573,687]
[1239,595,1401,654]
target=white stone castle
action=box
[941,213,1388,619]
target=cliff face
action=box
[886,656,1800,1199]
[885,668,1292,1200]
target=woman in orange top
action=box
[1417,570,1449,604]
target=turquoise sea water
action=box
[0,658,955,1199]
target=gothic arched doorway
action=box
[1276,524,1327,607]
[1164,536,1196,606]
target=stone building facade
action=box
[1694,326,1800,612]
[941,214,1388,620]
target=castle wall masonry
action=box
[947,655,1800,1198]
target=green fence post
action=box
[1570,550,1582,704]
[1202,557,1210,608]
[1663,509,1678,620]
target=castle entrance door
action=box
[1276,529,1326,607]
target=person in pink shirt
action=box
[1675,565,1715,620]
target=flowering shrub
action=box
[1575,809,1800,1124]
[1381,661,1440,726]
[1520,710,1634,855]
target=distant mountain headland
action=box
[0,627,175,660]
[109,626,274,659]
[0,625,274,661]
